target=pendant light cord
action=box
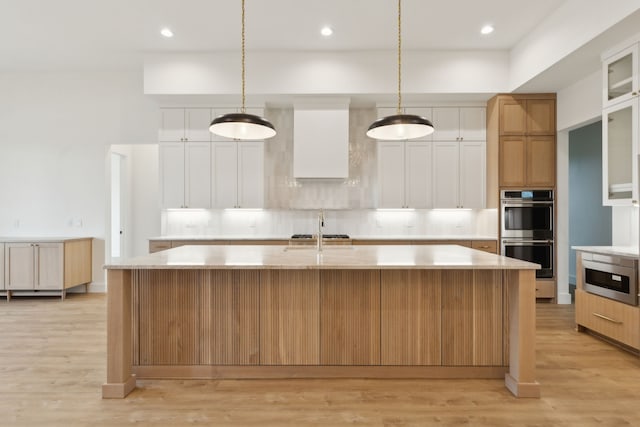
[397,0,402,115]
[241,0,246,113]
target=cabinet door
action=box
[602,99,637,205]
[432,108,460,141]
[377,141,406,208]
[237,141,264,208]
[499,100,526,135]
[499,136,526,187]
[404,141,432,208]
[459,141,486,208]
[526,136,555,187]
[5,243,35,290]
[212,142,238,208]
[35,243,63,290]
[185,142,211,208]
[185,108,212,142]
[159,108,185,142]
[159,142,186,208]
[432,141,459,208]
[526,99,556,136]
[459,107,486,141]
[603,44,638,109]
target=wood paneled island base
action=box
[103,245,539,398]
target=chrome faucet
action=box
[317,210,325,252]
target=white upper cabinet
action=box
[212,141,264,208]
[377,140,432,208]
[603,43,639,109]
[602,98,638,206]
[159,108,212,142]
[432,107,486,141]
[601,39,640,205]
[159,141,211,209]
[432,140,485,209]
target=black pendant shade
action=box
[366,114,434,140]
[209,112,276,140]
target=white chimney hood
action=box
[293,100,349,179]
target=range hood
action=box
[293,101,349,179]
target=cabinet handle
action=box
[592,312,622,324]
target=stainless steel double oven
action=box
[501,190,554,279]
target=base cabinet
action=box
[576,289,640,350]
[3,238,92,300]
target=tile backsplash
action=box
[161,208,498,238]
[264,107,377,209]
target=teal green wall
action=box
[568,121,611,285]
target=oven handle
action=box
[501,201,554,206]
[502,239,553,245]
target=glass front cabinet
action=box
[602,98,638,206]
[603,44,638,109]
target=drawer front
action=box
[149,241,172,253]
[535,280,555,298]
[471,240,498,254]
[576,290,640,349]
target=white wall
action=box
[144,50,510,96]
[0,70,159,289]
[509,0,640,90]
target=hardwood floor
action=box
[1,294,639,426]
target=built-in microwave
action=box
[582,253,638,306]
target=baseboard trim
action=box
[557,292,572,305]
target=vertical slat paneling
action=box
[381,270,441,365]
[473,270,503,366]
[202,270,260,365]
[320,270,380,365]
[137,270,201,365]
[441,270,474,366]
[260,270,320,365]
[503,271,510,364]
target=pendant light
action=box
[209,0,276,140]
[366,0,434,140]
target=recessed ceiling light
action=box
[480,25,494,35]
[160,28,174,38]
[321,26,333,37]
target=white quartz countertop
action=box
[572,246,639,258]
[106,244,537,270]
[0,236,92,243]
[149,235,497,241]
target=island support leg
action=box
[102,269,136,398]
[505,269,540,398]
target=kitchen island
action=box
[103,244,539,399]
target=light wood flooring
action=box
[1,293,639,426]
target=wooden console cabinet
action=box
[2,237,92,300]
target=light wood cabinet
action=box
[378,140,432,208]
[489,94,557,189]
[381,270,441,365]
[471,240,498,254]
[159,141,211,209]
[576,289,639,350]
[212,141,264,208]
[3,238,92,300]
[320,270,380,365]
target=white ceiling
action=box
[0,0,563,71]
